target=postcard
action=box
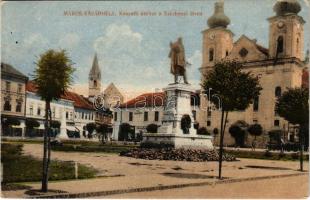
[1,0,309,199]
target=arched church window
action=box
[209,48,214,62]
[297,38,299,54]
[277,36,284,54]
[275,86,281,98]
[253,96,259,111]
[94,80,97,87]
[239,48,248,58]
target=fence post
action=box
[75,161,78,179]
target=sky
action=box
[1,0,309,100]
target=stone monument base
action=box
[142,83,214,149]
[142,133,213,149]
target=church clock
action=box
[277,21,284,29]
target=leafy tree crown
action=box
[33,49,75,102]
[248,124,263,137]
[202,60,262,111]
[276,87,309,125]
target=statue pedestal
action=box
[142,83,213,149]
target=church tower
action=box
[198,1,234,129]
[268,0,305,60]
[88,53,101,97]
[201,1,233,74]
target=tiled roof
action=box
[63,91,94,110]
[119,91,200,108]
[26,81,94,110]
[120,92,165,108]
[1,63,28,79]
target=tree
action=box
[25,119,40,136]
[229,125,246,147]
[96,124,110,143]
[248,124,263,139]
[50,121,61,129]
[146,124,158,133]
[248,124,263,151]
[194,122,199,130]
[276,87,309,171]
[119,123,132,141]
[3,117,21,136]
[33,49,75,192]
[86,123,96,139]
[181,114,191,134]
[213,128,219,135]
[202,60,262,179]
[248,124,262,142]
[229,121,248,147]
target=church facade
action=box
[198,1,307,147]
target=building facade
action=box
[1,63,28,137]
[26,83,75,138]
[112,92,201,140]
[198,1,307,147]
[26,81,97,139]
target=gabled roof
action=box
[63,91,94,110]
[1,63,28,80]
[26,81,94,110]
[104,82,123,96]
[119,91,200,109]
[234,35,269,56]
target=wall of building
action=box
[198,61,304,147]
[26,92,75,138]
[1,77,27,118]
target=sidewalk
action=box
[221,146,309,155]
[2,171,307,198]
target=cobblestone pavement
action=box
[2,143,308,198]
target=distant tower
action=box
[268,0,305,60]
[201,1,234,75]
[88,53,101,97]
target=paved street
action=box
[103,174,309,199]
[2,143,309,198]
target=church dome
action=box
[207,2,230,29]
[273,0,301,16]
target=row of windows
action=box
[4,81,23,93]
[3,100,22,112]
[28,105,93,121]
[75,111,94,121]
[114,111,160,122]
[207,34,300,62]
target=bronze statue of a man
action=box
[168,37,189,84]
